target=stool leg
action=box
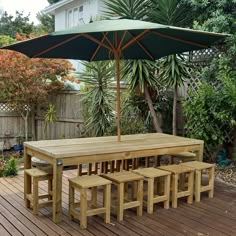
[208,167,215,198]
[164,175,170,209]
[147,178,154,214]
[172,174,178,208]
[80,188,87,229]
[137,179,143,216]
[91,187,97,208]
[48,179,53,201]
[33,178,39,215]
[104,184,111,224]
[187,172,194,204]
[69,182,74,220]
[24,172,31,208]
[195,170,201,202]
[179,173,185,191]
[117,183,124,221]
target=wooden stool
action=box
[24,168,53,215]
[132,167,171,214]
[158,165,195,208]
[171,152,196,164]
[101,171,143,221]
[68,175,111,229]
[180,161,215,202]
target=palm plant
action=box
[159,54,190,135]
[104,0,163,132]
[123,60,162,132]
[104,0,148,20]
[148,0,193,135]
[79,61,116,137]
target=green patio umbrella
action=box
[1,19,227,141]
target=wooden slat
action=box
[1,170,236,236]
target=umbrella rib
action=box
[118,31,127,50]
[121,29,150,51]
[127,31,154,60]
[32,34,83,58]
[90,32,109,61]
[152,31,209,48]
[102,32,115,51]
[82,33,112,51]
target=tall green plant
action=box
[148,0,193,135]
[183,76,236,161]
[104,0,148,20]
[159,54,190,134]
[79,61,116,137]
[104,0,163,132]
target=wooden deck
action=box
[0,169,236,236]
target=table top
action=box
[24,133,203,160]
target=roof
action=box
[42,0,74,15]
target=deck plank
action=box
[0,170,236,236]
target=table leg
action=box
[196,143,204,161]
[53,160,63,224]
[24,148,31,208]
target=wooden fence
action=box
[0,91,84,148]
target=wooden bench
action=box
[132,167,171,214]
[24,168,53,214]
[171,152,197,164]
[101,171,143,221]
[180,161,215,202]
[68,175,111,229]
[158,164,195,208]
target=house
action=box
[43,0,106,31]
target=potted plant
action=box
[13,133,24,151]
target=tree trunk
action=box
[144,83,162,133]
[172,84,178,135]
[21,110,29,141]
[31,110,36,141]
[232,127,236,158]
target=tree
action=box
[104,0,163,132]
[36,12,54,33]
[0,35,74,141]
[148,0,193,135]
[47,0,61,4]
[0,11,34,37]
[79,61,116,137]
[159,55,190,135]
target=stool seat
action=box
[181,161,215,170]
[158,164,195,174]
[101,171,143,221]
[132,167,171,214]
[180,161,215,202]
[68,175,111,230]
[158,165,195,208]
[102,171,143,183]
[24,168,53,215]
[132,167,170,178]
[70,175,111,188]
[174,152,196,158]
[25,168,52,178]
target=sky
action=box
[0,0,49,24]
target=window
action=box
[67,9,73,28]
[79,6,84,24]
[73,8,78,26]
[67,5,84,28]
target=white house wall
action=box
[54,0,100,31]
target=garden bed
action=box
[215,164,236,187]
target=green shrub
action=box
[2,157,18,177]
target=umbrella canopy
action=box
[1,19,227,141]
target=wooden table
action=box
[24,133,204,223]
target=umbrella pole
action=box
[115,52,121,142]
